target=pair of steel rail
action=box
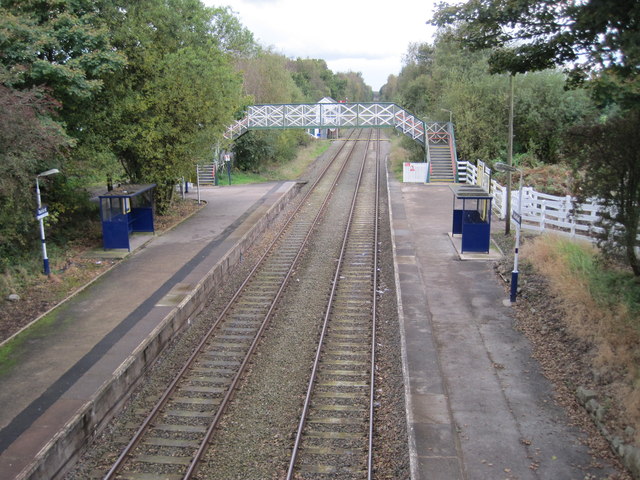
[103,129,381,480]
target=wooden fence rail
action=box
[457,161,605,242]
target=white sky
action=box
[203,0,438,91]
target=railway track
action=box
[101,129,374,480]
[286,130,381,479]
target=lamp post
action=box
[440,108,452,124]
[494,162,522,302]
[36,168,59,276]
[505,73,515,235]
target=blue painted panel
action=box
[461,210,490,253]
[452,210,463,235]
[101,216,131,250]
[131,207,154,232]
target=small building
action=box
[99,184,156,250]
[309,97,338,139]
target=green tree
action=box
[232,49,314,173]
[0,74,71,267]
[514,72,596,163]
[387,32,595,164]
[379,74,398,102]
[236,50,304,103]
[333,71,373,102]
[432,0,639,89]
[289,58,334,101]
[433,0,640,273]
[567,110,640,275]
[0,1,124,266]
[96,0,246,212]
[0,0,125,110]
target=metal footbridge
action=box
[224,102,458,182]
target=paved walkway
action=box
[388,178,614,479]
[0,182,298,479]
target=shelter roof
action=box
[99,184,156,198]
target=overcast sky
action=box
[203,0,438,91]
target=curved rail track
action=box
[286,130,381,479]
[102,129,378,480]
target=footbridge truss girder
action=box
[224,102,451,147]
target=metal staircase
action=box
[428,142,456,182]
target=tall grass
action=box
[524,235,640,438]
[227,140,331,185]
[557,241,640,318]
[389,133,411,181]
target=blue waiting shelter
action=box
[450,184,493,254]
[99,184,156,250]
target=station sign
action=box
[36,206,49,220]
[512,211,521,225]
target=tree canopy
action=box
[382,34,595,165]
[0,0,374,272]
[432,0,639,74]
[432,0,640,273]
[92,0,248,211]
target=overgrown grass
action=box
[557,241,640,316]
[524,235,640,439]
[0,259,40,299]
[0,218,103,299]
[389,133,411,181]
[224,140,331,185]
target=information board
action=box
[403,163,428,183]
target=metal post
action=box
[196,166,201,205]
[36,177,50,276]
[495,162,522,302]
[505,74,515,234]
[440,108,452,124]
[35,169,59,276]
[225,153,231,185]
[510,172,523,302]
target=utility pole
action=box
[505,74,514,235]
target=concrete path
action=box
[388,178,613,480]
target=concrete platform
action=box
[0,181,300,480]
[388,179,616,479]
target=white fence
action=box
[458,160,604,241]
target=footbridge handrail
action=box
[224,102,449,147]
